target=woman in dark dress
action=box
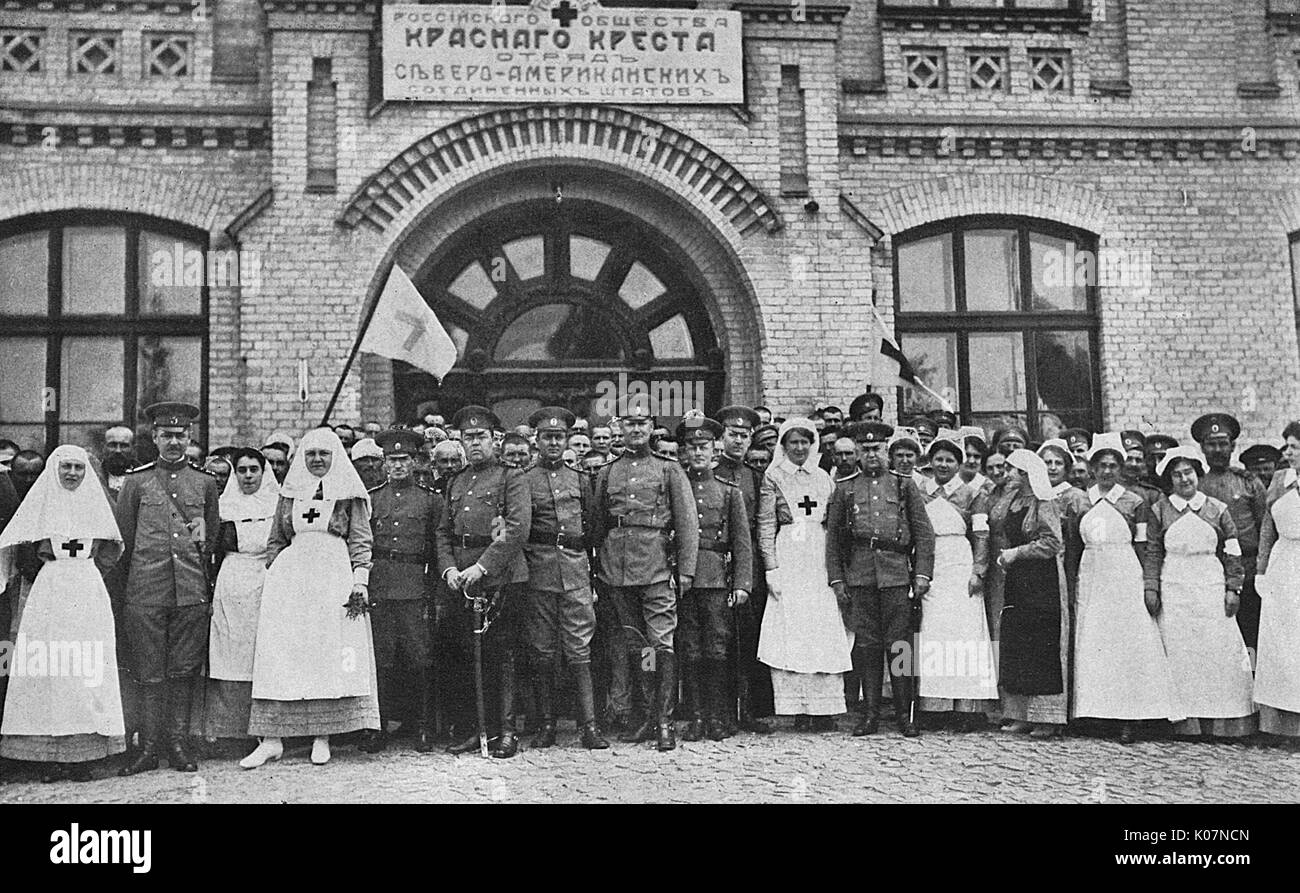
[990,449,1064,738]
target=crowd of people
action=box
[0,391,1298,785]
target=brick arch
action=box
[871,173,1116,239]
[337,105,784,238]
[0,161,236,235]
[353,155,770,413]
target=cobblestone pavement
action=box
[4,719,1299,805]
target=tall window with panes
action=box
[0,213,207,454]
[893,216,1101,440]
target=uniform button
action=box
[394,520,400,525]
[173,533,179,538]
[464,507,470,512]
[171,493,178,498]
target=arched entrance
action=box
[392,199,725,428]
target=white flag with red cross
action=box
[360,264,458,381]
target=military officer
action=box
[1240,443,1283,488]
[1144,433,1180,490]
[590,402,699,751]
[675,417,753,742]
[710,404,773,733]
[519,407,609,750]
[1060,428,1092,462]
[1120,430,1164,507]
[435,406,531,758]
[1192,412,1267,650]
[828,421,935,738]
[849,392,884,423]
[115,403,221,775]
[362,429,443,754]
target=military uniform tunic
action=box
[591,448,699,652]
[678,468,752,662]
[369,479,443,670]
[521,458,597,662]
[114,459,220,683]
[1200,466,1267,648]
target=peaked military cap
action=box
[714,405,760,430]
[1191,413,1240,443]
[1060,427,1093,451]
[375,428,418,457]
[1120,430,1147,453]
[451,405,500,434]
[1145,433,1179,453]
[848,392,884,419]
[848,421,894,444]
[145,401,199,428]
[528,406,576,434]
[677,416,723,444]
[1240,443,1283,468]
[907,416,939,437]
[926,409,958,429]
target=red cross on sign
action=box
[394,310,428,352]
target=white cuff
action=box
[352,566,370,586]
[1224,538,1242,557]
[971,513,989,533]
[1134,523,1148,544]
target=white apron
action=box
[757,470,852,674]
[1256,488,1300,713]
[1156,511,1254,719]
[209,516,272,681]
[1073,499,1181,720]
[250,499,377,701]
[917,497,998,701]
[0,537,124,739]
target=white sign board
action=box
[383,2,744,104]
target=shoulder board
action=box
[889,470,909,479]
[1230,467,1255,479]
[126,462,155,474]
[197,467,216,477]
[366,482,388,493]
[717,476,737,488]
[836,470,860,483]
[417,483,439,495]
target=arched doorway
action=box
[392,199,725,428]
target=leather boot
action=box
[120,683,163,776]
[656,650,677,752]
[680,659,703,741]
[532,656,558,748]
[890,661,920,738]
[360,669,390,753]
[415,667,435,753]
[734,651,772,734]
[492,655,519,758]
[852,647,883,736]
[620,658,657,743]
[703,660,730,741]
[166,678,198,772]
[572,661,609,749]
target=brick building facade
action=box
[1,0,1298,455]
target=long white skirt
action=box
[918,532,998,705]
[1074,541,1181,721]
[1256,532,1300,734]
[251,530,378,703]
[209,552,265,682]
[1156,515,1254,733]
[0,559,125,760]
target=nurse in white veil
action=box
[756,418,853,729]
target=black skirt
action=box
[998,504,1064,696]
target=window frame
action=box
[892,214,1101,438]
[0,211,210,451]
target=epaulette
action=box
[197,466,216,477]
[417,483,439,494]
[889,470,910,478]
[717,476,738,488]
[126,462,155,474]
[835,469,860,484]
[366,482,388,493]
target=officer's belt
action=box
[373,548,427,564]
[528,530,586,550]
[698,539,729,554]
[851,533,911,554]
[609,515,668,531]
[453,534,495,549]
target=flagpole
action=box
[319,262,393,427]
